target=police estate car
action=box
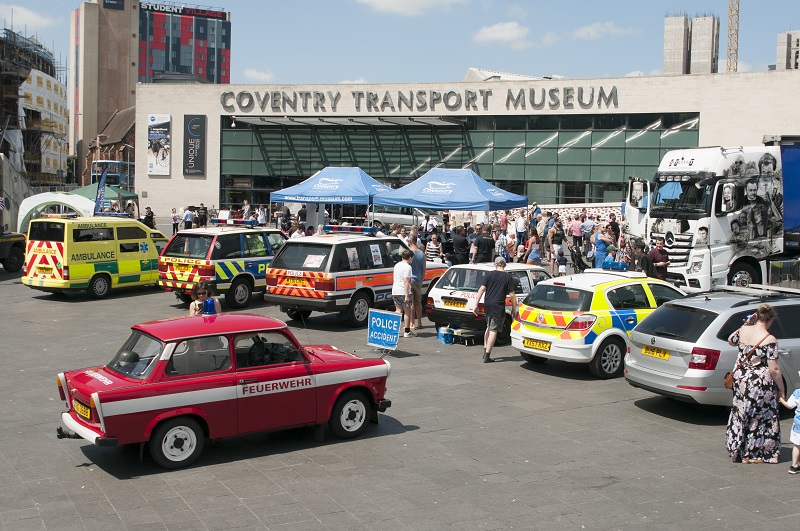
[425,263,551,344]
[264,226,448,326]
[56,313,392,469]
[511,269,685,379]
[158,219,286,309]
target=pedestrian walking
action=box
[182,206,194,230]
[392,250,415,338]
[407,238,426,330]
[474,257,517,363]
[171,208,180,234]
[197,203,208,227]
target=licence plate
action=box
[284,278,307,286]
[523,338,551,351]
[73,400,91,421]
[37,266,53,274]
[444,300,467,308]
[642,346,670,360]
[174,264,190,273]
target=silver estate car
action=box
[624,286,800,406]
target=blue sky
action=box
[3,0,799,84]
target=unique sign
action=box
[183,115,206,176]
[367,309,401,350]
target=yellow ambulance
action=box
[22,214,169,298]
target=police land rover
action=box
[264,226,448,326]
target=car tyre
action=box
[176,292,194,305]
[149,417,204,469]
[2,247,24,273]
[345,292,371,327]
[226,277,252,309]
[329,390,371,439]
[728,262,759,287]
[520,352,548,365]
[88,274,111,299]
[285,309,312,321]
[590,337,625,379]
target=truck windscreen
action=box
[650,175,713,215]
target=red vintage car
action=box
[56,313,391,468]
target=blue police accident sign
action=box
[367,309,401,350]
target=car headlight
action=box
[687,259,703,274]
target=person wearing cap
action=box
[603,244,618,265]
[474,256,517,363]
[143,206,157,229]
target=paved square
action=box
[1,271,799,529]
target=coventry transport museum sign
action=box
[219,86,619,114]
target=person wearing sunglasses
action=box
[189,281,222,316]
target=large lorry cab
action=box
[626,146,784,290]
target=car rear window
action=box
[272,243,332,272]
[523,284,592,311]
[635,304,719,342]
[28,221,65,242]
[162,234,213,259]
[436,268,487,291]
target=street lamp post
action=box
[94,133,108,185]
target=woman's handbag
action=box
[723,331,770,390]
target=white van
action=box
[368,206,440,229]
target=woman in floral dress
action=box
[726,304,786,463]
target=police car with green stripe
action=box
[158,219,287,309]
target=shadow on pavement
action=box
[518,359,597,381]
[633,396,728,426]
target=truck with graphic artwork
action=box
[624,135,800,291]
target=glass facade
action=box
[219,113,699,210]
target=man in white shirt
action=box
[515,210,528,247]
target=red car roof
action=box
[132,313,288,342]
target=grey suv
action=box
[625,285,800,406]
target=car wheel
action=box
[149,417,204,469]
[285,309,312,321]
[176,293,193,305]
[521,352,548,365]
[590,337,625,379]
[496,315,513,346]
[88,274,111,299]
[329,390,371,439]
[372,220,383,229]
[728,262,759,287]
[345,292,371,327]
[225,277,252,309]
[2,247,24,273]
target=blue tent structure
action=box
[373,168,528,211]
[270,167,392,204]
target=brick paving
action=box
[1,269,799,530]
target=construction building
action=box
[662,14,720,75]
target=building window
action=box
[199,67,204,75]
[198,53,203,60]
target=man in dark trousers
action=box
[451,226,469,265]
[197,203,208,228]
[474,257,517,363]
[648,237,670,280]
[634,241,656,277]
[472,224,495,263]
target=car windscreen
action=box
[634,304,719,342]
[107,331,164,380]
[271,243,331,271]
[523,284,593,311]
[28,221,65,242]
[435,268,486,291]
[162,234,213,259]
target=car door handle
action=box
[777,349,790,356]
[625,317,636,324]
[239,378,258,385]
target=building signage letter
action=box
[220,91,235,112]
[506,89,526,110]
[577,87,594,109]
[598,86,618,108]
[236,92,254,112]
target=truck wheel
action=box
[521,352,548,365]
[225,278,252,309]
[177,293,193,305]
[345,292,371,327]
[2,247,24,273]
[285,309,312,321]
[589,337,625,379]
[149,417,204,469]
[329,390,371,439]
[88,274,111,299]
[728,262,759,287]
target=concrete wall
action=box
[0,155,36,232]
[663,16,689,75]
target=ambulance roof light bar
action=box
[41,213,78,219]
[95,212,130,218]
[324,225,377,235]
[209,218,258,227]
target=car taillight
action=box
[565,314,596,331]
[197,265,215,279]
[475,302,484,319]
[63,265,70,280]
[266,275,278,286]
[315,278,335,291]
[57,377,65,401]
[158,261,168,273]
[688,347,720,370]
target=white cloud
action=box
[355,0,466,17]
[243,68,274,82]
[538,31,560,47]
[0,5,61,31]
[340,77,368,84]
[571,22,639,40]
[473,22,532,50]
